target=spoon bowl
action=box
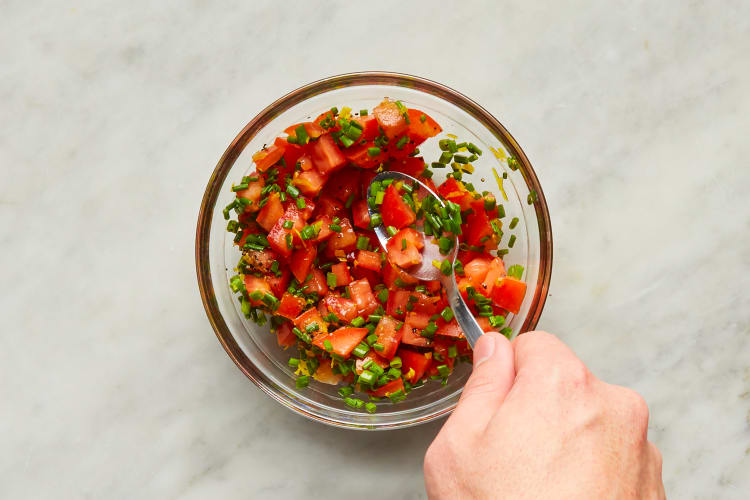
[367,171,485,347]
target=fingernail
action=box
[473,333,496,368]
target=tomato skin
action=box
[344,142,388,169]
[313,327,368,358]
[326,217,357,256]
[354,250,381,272]
[382,262,419,288]
[435,318,463,338]
[381,184,416,229]
[276,321,296,347]
[463,256,492,288]
[314,195,344,219]
[235,175,265,213]
[310,134,346,175]
[293,169,327,197]
[243,275,271,306]
[351,199,371,229]
[330,262,352,287]
[490,276,526,314]
[368,378,404,398]
[373,315,403,359]
[373,100,408,140]
[293,307,328,336]
[406,109,442,144]
[289,246,316,283]
[320,294,358,322]
[306,269,329,296]
[398,349,431,384]
[325,167,361,203]
[276,292,306,320]
[386,228,424,268]
[437,177,474,211]
[267,269,290,298]
[465,205,494,247]
[348,278,378,317]
[256,192,284,232]
[252,144,285,172]
[353,114,379,140]
[390,157,426,177]
[267,205,305,257]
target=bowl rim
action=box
[195,71,553,430]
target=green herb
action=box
[507,264,524,279]
[351,316,365,327]
[352,343,370,358]
[364,402,377,414]
[296,375,310,389]
[367,146,381,157]
[441,306,454,322]
[338,385,354,397]
[326,272,337,288]
[508,235,517,248]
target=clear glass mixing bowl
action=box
[196,72,552,430]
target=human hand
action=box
[424,331,664,499]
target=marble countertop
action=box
[2,1,748,498]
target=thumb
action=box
[445,332,515,434]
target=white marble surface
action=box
[2,1,749,498]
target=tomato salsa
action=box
[224,99,526,413]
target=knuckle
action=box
[548,359,591,391]
[650,442,663,468]
[615,387,650,430]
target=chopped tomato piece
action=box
[293,169,327,197]
[355,351,389,374]
[436,318,463,338]
[373,315,403,359]
[283,121,325,139]
[406,109,442,144]
[267,269,290,298]
[382,262,419,288]
[465,205,494,247]
[310,134,346,175]
[355,250,381,272]
[320,294,358,322]
[314,195,344,219]
[406,311,430,330]
[276,292,305,320]
[325,168,361,203]
[267,205,305,257]
[243,275,271,306]
[305,269,329,296]
[326,217,357,255]
[386,227,424,268]
[381,184,416,229]
[235,175,265,213]
[293,307,328,336]
[312,327,368,358]
[313,361,343,385]
[390,157,426,177]
[398,349,431,384]
[373,99,408,140]
[330,262,352,287]
[289,246,316,283]
[490,276,526,314]
[348,278,378,317]
[352,114,379,140]
[463,256,492,287]
[252,144,285,172]
[256,192,284,232]
[352,199,371,229]
[275,321,296,347]
[344,142,388,169]
[368,378,404,398]
[276,137,304,174]
[399,320,431,347]
[480,257,506,296]
[438,177,474,211]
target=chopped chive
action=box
[296,197,306,209]
[352,343,370,358]
[439,259,453,276]
[339,135,354,148]
[500,327,513,338]
[231,183,249,192]
[356,236,369,251]
[323,339,333,352]
[448,345,458,358]
[338,385,354,397]
[364,402,377,414]
[345,193,355,209]
[436,364,450,377]
[386,226,398,237]
[350,316,365,327]
[369,213,382,228]
[377,289,389,303]
[288,357,300,369]
[373,343,385,352]
[507,156,520,171]
[366,333,379,345]
[438,151,453,164]
[395,136,408,150]
[368,314,382,323]
[285,233,293,249]
[441,306,454,322]
[497,204,506,218]
[431,162,446,169]
[360,109,368,116]
[390,356,402,369]
[374,191,385,205]
[282,219,293,230]
[509,217,519,229]
[508,235,517,248]
[296,375,310,388]
[367,147,381,157]
[420,114,426,122]
[329,223,342,232]
[286,185,300,198]
[344,396,364,408]
[453,154,469,164]
[326,272,337,288]
[401,238,407,251]
[507,264,524,279]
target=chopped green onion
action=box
[395,136,408,149]
[367,147,381,157]
[285,233,293,249]
[369,213,382,228]
[329,223,342,232]
[439,259,453,276]
[351,316,365,327]
[339,135,354,148]
[338,385,354,397]
[436,364,450,377]
[454,154,469,164]
[359,370,376,385]
[344,396,364,408]
[390,356,402,369]
[377,289,389,303]
[509,217,519,229]
[420,114,426,122]
[360,109,368,116]
[448,345,458,358]
[508,235,517,248]
[323,339,333,352]
[231,183,249,192]
[296,375,310,388]
[431,162,446,169]
[366,333,379,345]
[352,343,370,358]
[373,343,385,352]
[364,402,377,414]
[368,314,382,323]
[356,236,369,251]
[386,226,398,237]
[288,357,300,369]
[500,327,513,338]
[507,264,524,279]
[441,306,454,322]
[374,191,385,205]
[286,184,300,198]
[326,272,337,288]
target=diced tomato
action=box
[306,269,329,296]
[436,318,463,338]
[386,227,424,268]
[390,157,426,177]
[326,217,357,255]
[289,246,316,283]
[267,205,305,257]
[381,184,416,229]
[321,294,358,322]
[296,155,314,171]
[399,320,431,347]
[313,361,343,385]
[235,176,265,213]
[490,276,526,314]
[398,349,431,384]
[283,121,325,139]
[373,315,403,359]
[373,99,408,140]
[276,137,304,173]
[406,311,430,330]
[312,327,368,358]
[293,169,327,197]
[368,378,404,398]
[352,199,371,229]
[355,250,381,272]
[352,114,379,140]
[267,269,290,298]
[386,290,409,318]
[425,280,442,294]
[348,278,378,316]
[276,292,305,320]
[475,316,496,332]
[355,351,389,374]
[275,321,296,347]
[256,192,284,232]
[387,134,418,160]
[313,110,340,131]
[382,262,419,288]
[438,177,474,211]
[465,205,494,247]
[330,262,352,287]
[315,195,344,219]
[296,197,316,221]
[429,337,456,374]
[406,109,442,144]
[359,170,377,199]
[464,256,492,286]
[326,168,361,203]
[311,216,334,243]
[310,134,346,175]
[293,307,328,336]
[344,142,388,169]
[243,275,271,306]
[252,144,285,172]
[480,257,507,296]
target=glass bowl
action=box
[196,72,552,430]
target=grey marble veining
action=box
[1,1,748,498]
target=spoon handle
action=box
[441,274,485,348]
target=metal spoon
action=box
[367,171,484,348]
